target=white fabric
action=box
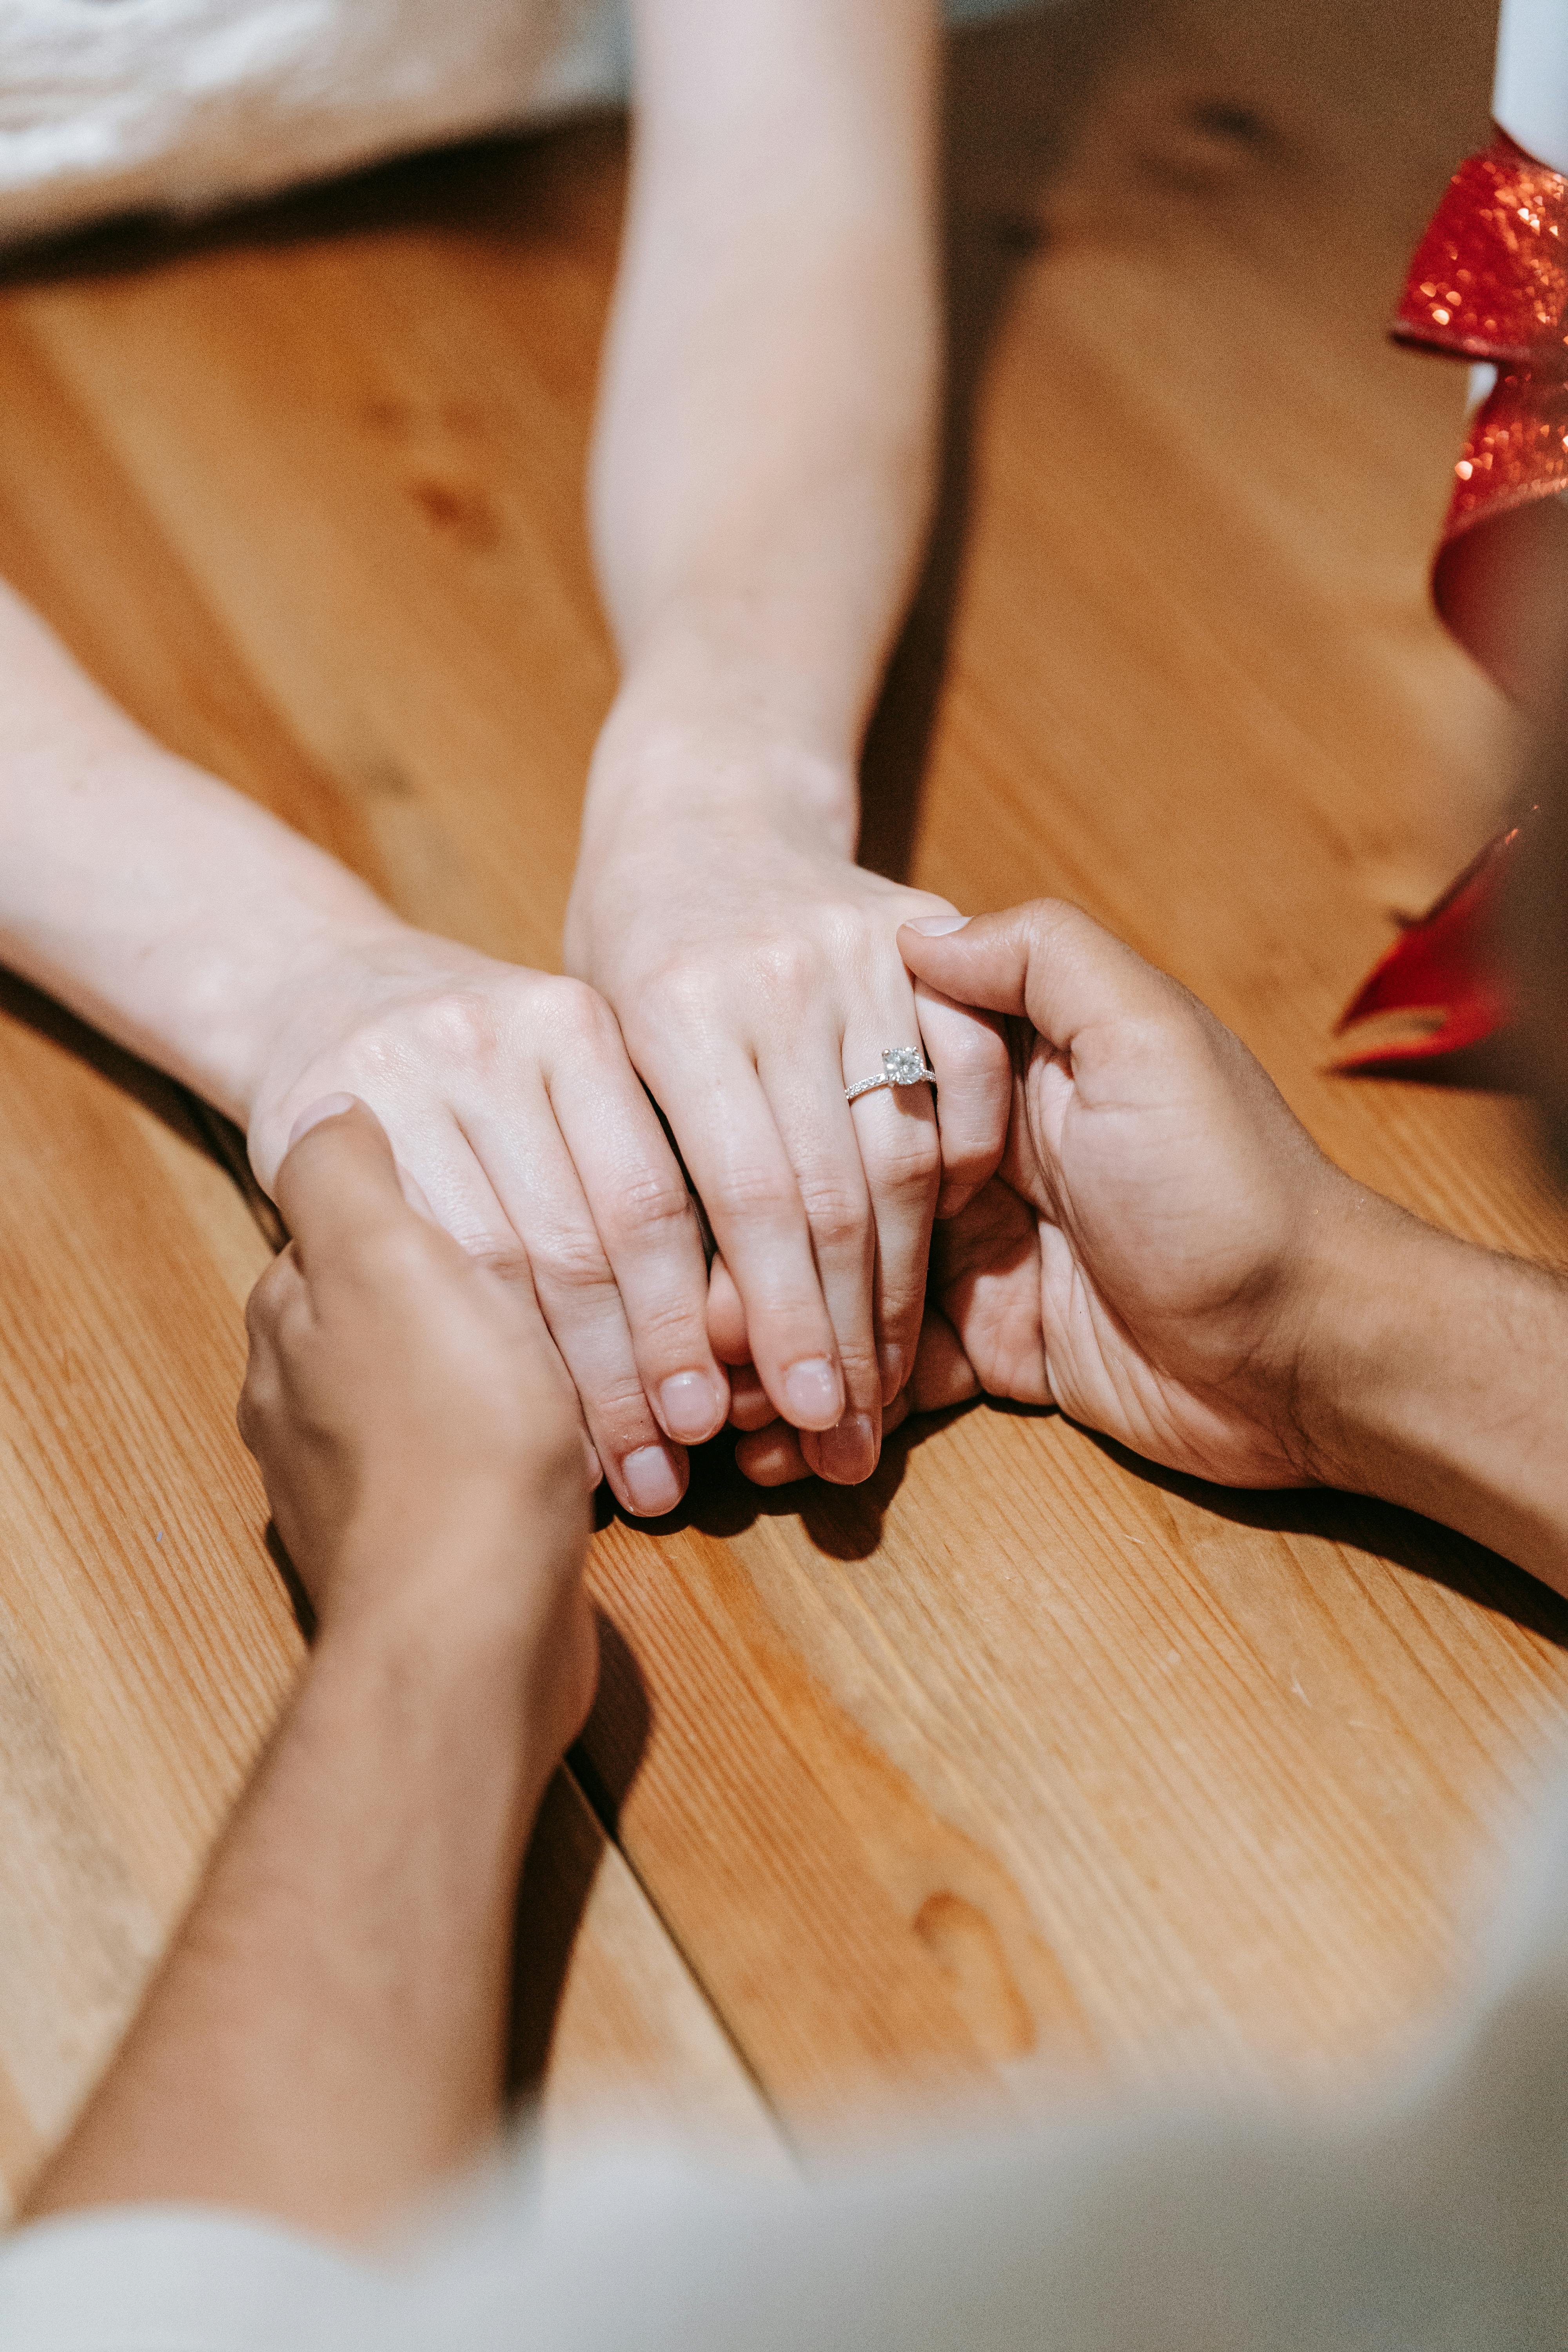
[5,1777,1568,2352]
[0,0,1046,249]
[1493,0,1568,175]
[0,0,630,246]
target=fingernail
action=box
[817,1411,877,1484]
[878,1342,904,1400]
[783,1357,843,1430]
[621,1445,683,1517]
[904,914,970,936]
[659,1370,723,1442]
[287,1092,359,1150]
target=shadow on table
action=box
[860,4,1111,883]
[610,1393,1568,1655]
[0,6,1114,896]
[596,1392,993,1562]
[508,1612,652,2102]
[1085,1428,1568,1653]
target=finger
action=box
[271,1096,413,1266]
[735,1299,982,1487]
[734,1419,813,1486]
[911,981,1014,1220]
[841,1011,941,1410]
[527,1016,728,1445]
[931,1177,1052,1405]
[706,1257,750,1366]
[660,1053,846,1434]
[907,1305,982,1413]
[705,1263,778,1427]
[726,1363,776,1432]
[899,904,1181,1067]
[462,1095,690,1520]
[756,1019,882,1484]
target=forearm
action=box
[0,581,404,1121]
[1301,1194,1568,1592]
[23,1507,555,2238]
[586,0,939,840]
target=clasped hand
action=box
[739,899,1377,1494]
[247,895,1379,1520]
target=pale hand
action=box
[245,926,729,1519]
[566,808,1011,1487]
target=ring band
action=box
[845,1045,938,1104]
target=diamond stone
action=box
[883,1045,927,1086]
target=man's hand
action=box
[240,1096,598,1752]
[895,902,1366,1488]
[31,1100,601,2235]
[735,899,1382,1493]
[245,931,730,1521]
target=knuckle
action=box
[599,1169,694,1250]
[543,975,621,1053]
[621,1292,706,1358]
[707,1163,796,1230]
[797,1176,869,1258]
[750,935,822,1007]
[635,957,723,1029]
[413,987,504,1071]
[945,1023,1012,1083]
[465,1240,534,1286]
[530,1223,615,1297]
[869,1123,942,1196]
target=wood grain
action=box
[3,0,1568,2185]
[0,982,780,2208]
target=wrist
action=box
[1290,1188,1446,1494]
[1291,1192,1568,1586]
[586,644,862,848]
[313,1485,595,1809]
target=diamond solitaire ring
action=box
[844,1045,938,1104]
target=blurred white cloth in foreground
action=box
[0,0,1045,248]
[3,1776,1566,2352]
[0,0,628,245]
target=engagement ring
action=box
[844,1045,937,1105]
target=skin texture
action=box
[737,904,1568,1599]
[24,1103,597,2236]
[0,0,986,1503]
[22,850,1568,2236]
[565,0,1011,1485]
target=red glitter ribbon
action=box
[1335,131,1568,1073]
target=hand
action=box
[566,796,1011,1486]
[905,901,1393,1484]
[243,924,729,1519]
[239,1098,598,1749]
[738,900,1379,1489]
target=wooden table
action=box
[5,0,1568,2211]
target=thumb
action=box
[272,1095,411,1266]
[899,901,1174,1052]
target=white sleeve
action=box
[0,2205,390,2352]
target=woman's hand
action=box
[244,924,729,1520]
[737,899,1383,1490]
[566,793,1011,1487]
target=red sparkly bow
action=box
[1334,131,1568,1073]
